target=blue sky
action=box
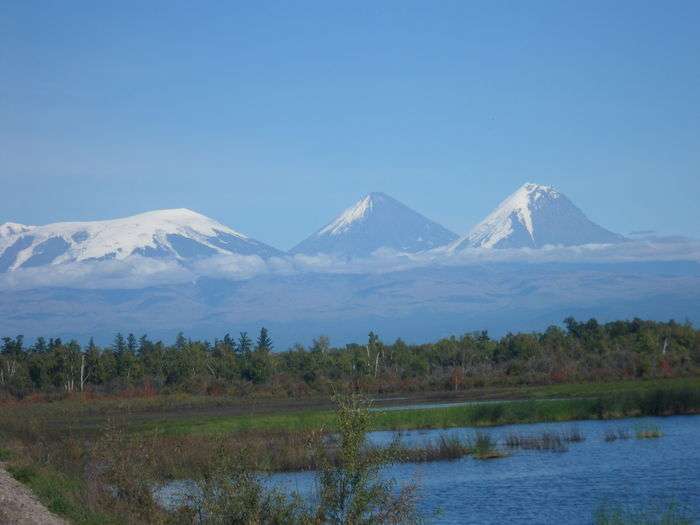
[1,1,698,249]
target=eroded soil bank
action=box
[0,464,67,525]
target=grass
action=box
[6,462,119,525]
[1,379,697,524]
[1,380,697,441]
[131,384,700,436]
[5,376,697,422]
[472,432,506,460]
[635,425,663,439]
[604,428,631,442]
[504,426,587,452]
[0,446,12,462]
[594,501,692,524]
[389,435,472,463]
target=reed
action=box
[505,431,567,452]
[603,428,631,442]
[635,425,663,439]
[472,432,506,460]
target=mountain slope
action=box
[0,209,282,272]
[451,183,625,250]
[291,192,458,257]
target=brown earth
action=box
[0,464,67,525]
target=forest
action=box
[1,317,699,400]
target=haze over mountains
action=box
[0,183,628,272]
[1,183,697,346]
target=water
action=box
[156,415,700,524]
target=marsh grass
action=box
[604,428,631,442]
[505,431,568,452]
[594,501,691,525]
[1,382,698,438]
[635,425,663,439]
[504,427,585,452]
[562,427,585,443]
[387,435,471,463]
[0,381,697,524]
[472,432,506,460]
[6,460,121,525]
[0,446,12,461]
[131,385,700,436]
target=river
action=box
[156,415,700,523]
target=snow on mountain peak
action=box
[0,209,282,272]
[0,222,34,238]
[319,194,376,236]
[485,183,560,241]
[450,183,624,250]
[291,192,457,256]
[103,208,249,240]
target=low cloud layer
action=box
[1,237,699,291]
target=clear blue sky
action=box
[1,1,698,249]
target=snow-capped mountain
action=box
[290,192,458,257]
[0,209,282,272]
[450,183,625,250]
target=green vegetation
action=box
[0,382,697,523]
[5,463,118,525]
[604,428,631,442]
[635,425,663,439]
[472,432,506,460]
[313,394,420,524]
[1,394,422,524]
[1,317,698,401]
[0,446,12,461]
[390,435,471,463]
[131,384,700,436]
[504,428,585,452]
[1,317,699,524]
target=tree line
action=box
[1,318,699,399]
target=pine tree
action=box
[127,333,137,354]
[113,333,126,355]
[175,332,187,351]
[238,332,252,356]
[256,327,273,352]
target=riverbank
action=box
[1,377,699,524]
[138,379,700,436]
[0,463,68,525]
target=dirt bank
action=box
[0,464,67,525]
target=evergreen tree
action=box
[32,336,48,354]
[238,332,252,356]
[127,333,137,354]
[256,327,273,352]
[175,332,187,351]
[113,333,126,355]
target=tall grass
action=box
[472,432,506,460]
[136,385,699,437]
[505,431,568,452]
[389,435,471,463]
[635,425,663,439]
[594,502,692,525]
[604,428,631,442]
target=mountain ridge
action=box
[290,192,458,257]
[450,183,625,250]
[0,208,282,272]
